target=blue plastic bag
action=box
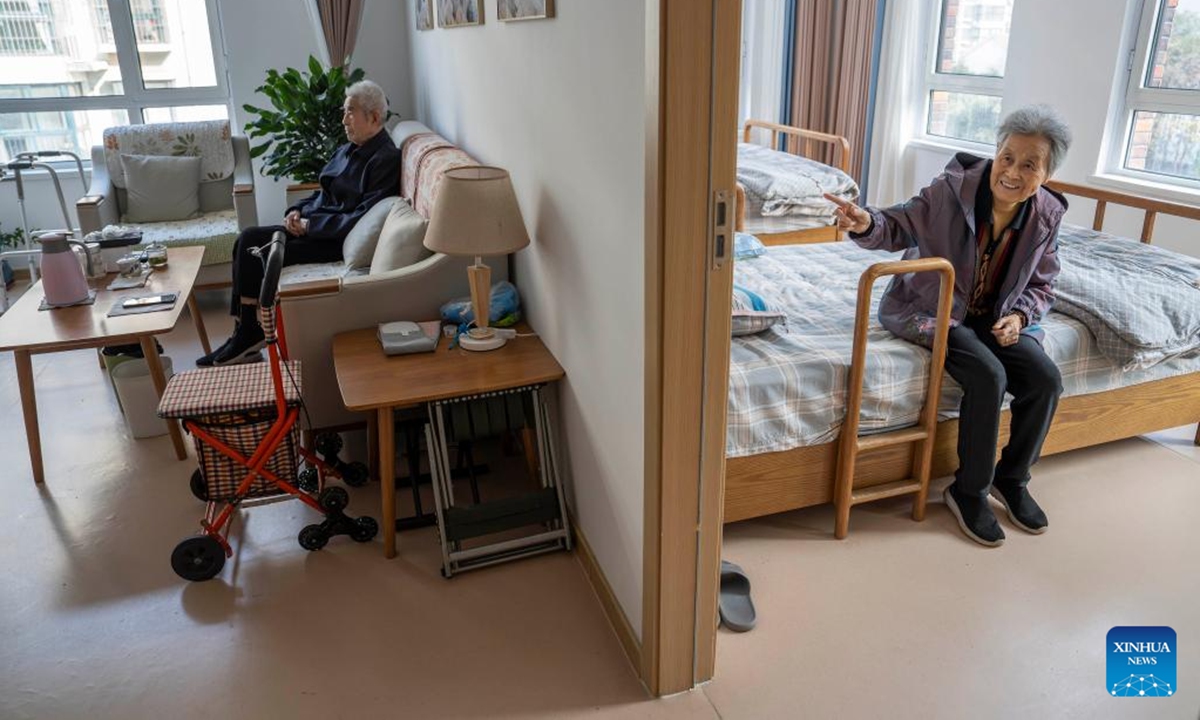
[440,280,522,328]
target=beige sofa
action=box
[279,121,507,431]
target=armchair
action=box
[76,120,258,289]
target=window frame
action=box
[0,0,229,165]
[920,0,1009,152]
[1103,0,1200,191]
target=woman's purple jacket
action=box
[850,152,1068,347]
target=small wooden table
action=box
[332,327,567,563]
[0,246,210,484]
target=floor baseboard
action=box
[570,517,642,682]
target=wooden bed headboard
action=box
[742,119,853,175]
[1044,180,1200,244]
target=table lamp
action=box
[424,166,530,351]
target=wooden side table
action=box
[332,327,570,572]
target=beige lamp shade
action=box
[423,166,530,256]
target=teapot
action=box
[37,233,92,307]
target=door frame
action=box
[642,0,741,696]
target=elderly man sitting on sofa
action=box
[198,79,401,367]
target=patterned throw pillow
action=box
[731,284,786,336]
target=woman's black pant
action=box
[944,316,1063,498]
[228,226,343,315]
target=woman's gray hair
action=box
[346,80,388,121]
[997,104,1072,175]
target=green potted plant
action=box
[241,56,367,205]
[0,223,31,289]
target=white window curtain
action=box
[867,0,923,206]
[739,0,788,132]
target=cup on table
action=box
[117,255,141,277]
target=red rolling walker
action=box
[158,235,377,582]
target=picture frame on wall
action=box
[438,0,483,28]
[497,0,555,22]
[416,0,435,30]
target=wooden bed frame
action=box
[735,119,853,245]
[724,179,1200,527]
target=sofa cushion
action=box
[342,196,399,270]
[121,154,201,222]
[107,209,239,267]
[371,200,430,274]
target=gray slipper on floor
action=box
[719,560,757,632]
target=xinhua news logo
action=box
[1107,626,1176,698]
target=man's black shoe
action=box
[989,480,1048,534]
[944,484,1005,547]
[196,335,236,367]
[210,324,266,367]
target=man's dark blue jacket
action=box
[286,128,401,241]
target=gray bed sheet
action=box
[727,237,1200,458]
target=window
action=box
[924,0,1015,145]
[1111,0,1200,185]
[0,0,227,165]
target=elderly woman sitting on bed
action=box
[825,105,1072,548]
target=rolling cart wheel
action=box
[314,433,344,460]
[171,535,225,581]
[341,461,370,487]
[317,486,350,513]
[350,516,378,542]
[189,469,209,502]
[298,524,329,551]
[297,466,320,494]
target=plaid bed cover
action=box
[726,238,1200,458]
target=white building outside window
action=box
[1108,0,1200,187]
[923,0,1015,147]
[0,0,228,165]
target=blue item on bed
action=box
[734,232,767,260]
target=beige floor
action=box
[1,285,1197,719]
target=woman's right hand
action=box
[824,193,872,234]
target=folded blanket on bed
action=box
[1055,224,1200,371]
[737,143,858,219]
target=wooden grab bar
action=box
[833,258,956,539]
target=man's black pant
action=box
[944,316,1063,498]
[229,226,343,315]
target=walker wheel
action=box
[342,461,369,487]
[189,469,209,502]
[297,466,319,494]
[171,535,225,581]
[314,433,344,459]
[318,486,349,513]
[298,524,329,551]
[350,516,378,542]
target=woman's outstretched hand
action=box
[824,193,872,234]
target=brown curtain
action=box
[318,0,364,68]
[789,0,879,177]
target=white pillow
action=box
[370,200,430,273]
[342,196,398,270]
[120,154,201,223]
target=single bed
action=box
[735,119,858,245]
[724,180,1200,526]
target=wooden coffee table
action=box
[0,246,210,484]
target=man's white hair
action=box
[346,80,388,120]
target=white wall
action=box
[405,3,648,637]
[899,0,1197,257]
[0,0,413,241]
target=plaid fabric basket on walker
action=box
[158,234,377,582]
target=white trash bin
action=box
[112,356,174,438]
